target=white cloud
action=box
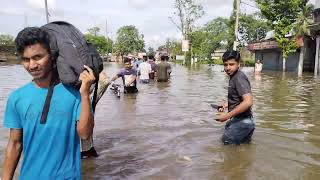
[0,0,237,47]
[26,0,56,10]
[128,0,148,9]
[0,8,24,16]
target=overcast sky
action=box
[0,0,316,48]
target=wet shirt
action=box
[117,68,138,93]
[3,82,81,180]
[255,63,263,72]
[228,70,252,118]
[148,60,157,71]
[138,62,152,80]
[156,61,171,81]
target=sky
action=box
[0,0,316,48]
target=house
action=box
[248,36,316,72]
[211,49,226,60]
[248,1,320,74]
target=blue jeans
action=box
[222,116,255,145]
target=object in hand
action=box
[210,104,223,110]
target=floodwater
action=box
[0,62,320,180]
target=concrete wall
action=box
[255,49,282,71]
[303,37,316,72]
[254,37,316,72]
[255,50,307,72]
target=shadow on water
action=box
[1,63,320,179]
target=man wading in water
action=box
[215,50,255,145]
[111,57,138,94]
[1,27,95,179]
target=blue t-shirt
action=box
[3,82,81,180]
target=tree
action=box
[190,17,230,60]
[147,47,155,56]
[172,0,204,39]
[256,0,307,71]
[0,34,14,46]
[85,27,113,55]
[157,39,183,60]
[171,41,183,58]
[171,0,205,63]
[238,12,271,46]
[85,34,112,55]
[293,2,314,76]
[87,27,100,36]
[114,25,145,56]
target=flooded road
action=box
[1,62,320,180]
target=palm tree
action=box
[294,2,314,76]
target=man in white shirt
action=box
[254,59,263,74]
[138,56,152,83]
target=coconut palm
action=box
[293,2,314,76]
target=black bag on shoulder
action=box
[39,21,103,124]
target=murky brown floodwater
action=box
[1,62,320,180]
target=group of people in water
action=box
[1,26,255,179]
[110,54,172,94]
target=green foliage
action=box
[161,14,268,61]
[293,3,314,36]
[190,17,230,60]
[0,34,14,46]
[157,39,183,59]
[87,27,100,36]
[174,0,205,39]
[256,0,307,58]
[170,41,183,57]
[84,34,112,55]
[241,58,256,67]
[147,47,155,56]
[114,25,145,55]
[238,13,271,45]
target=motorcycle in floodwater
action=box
[110,83,121,98]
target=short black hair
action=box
[143,55,147,61]
[123,57,131,64]
[222,50,241,63]
[161,55,169,61]
[15,27,51,56]
[148,55,154,60]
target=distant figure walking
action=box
[148,55,157,80]
[111,57,138,94]
[156,55,172,82]
[254,59,263,73]
[138,56,152,83]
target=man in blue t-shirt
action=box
[111,57,138,94]
[1,27,95,180]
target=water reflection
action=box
[0,63,320,179]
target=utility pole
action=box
[44,0,49,23]
[105,19,108,42]
[233,0,240,51]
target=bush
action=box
[241,58,255,67]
